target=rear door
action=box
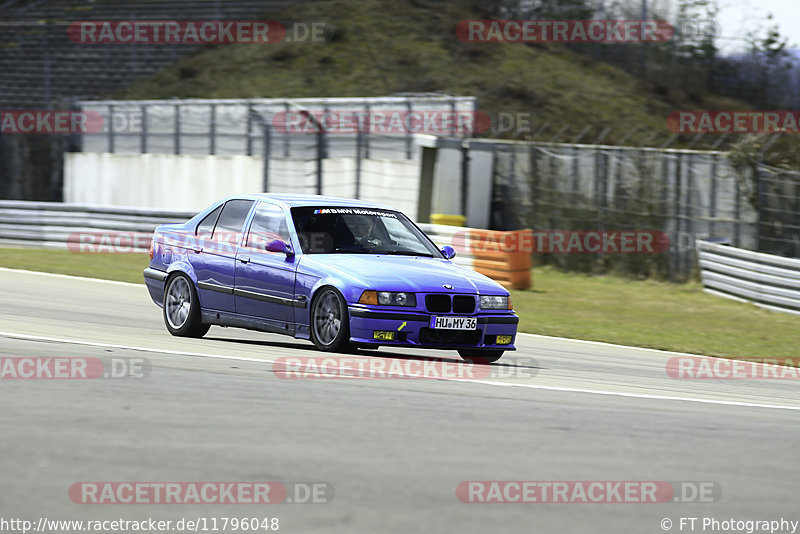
[234,201,297,324]
[192,199,254,312]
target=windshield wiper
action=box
[384,250,434,257]
[332,247,434,257]
[333,248,371,253]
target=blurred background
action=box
[0,0,798,286]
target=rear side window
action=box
[213,200,254,245]
[196,205,223,238]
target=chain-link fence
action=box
[481,139,799,280]
[76,95,477,159]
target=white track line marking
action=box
[1,331,799,412]
[0,266,143,287]
[518,332,715,359]
[0,267,734,360]
[0,331,276,364]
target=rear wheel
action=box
[457,349,504,364]
[310,287,351,352]
[163,273,210,338]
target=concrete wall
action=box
[430,146,493,229]
[64,152,421,217]
[64,153,263,211]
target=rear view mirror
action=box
[266,239,294,256]
[441,245,456,259]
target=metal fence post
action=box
[734,172,741,247]
[571,145,579,193]
[405,100,413,159]
[283,102,290,157]
[108,104,115,153]
[140,104,148,154]
[597,149,609,271]
[529,144,538,230]
[209,103,216,155]
[684,155,694,278]
[755,165,763,252]
[246,102,254,156]
[316,125,324,195]
[262,123,271,193]
[364,102,371,159]
[461,139,470,221]
[709,154,717,237]
[355,124,362,199]
[673,153,683,280]
[174,103,181,155]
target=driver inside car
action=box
[349,215,382,249]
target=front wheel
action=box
[163,273,210,338]
[310,287,351,352]
[457,349,504,364]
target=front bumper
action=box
[347,306,518,350]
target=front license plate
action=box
[430,316,477,330]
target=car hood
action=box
[298,254,507,294]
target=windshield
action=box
[291,206,441,257]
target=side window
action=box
[247,203,291,249]
[212,199,254,245]
[196,205,223,238]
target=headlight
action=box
[359,290,416,307]
[480,295,510,310]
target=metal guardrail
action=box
[0,202,476,264]
[0,201,540,288]
[0,201,195,251]
[697,240,800,316]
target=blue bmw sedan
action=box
[144,194,518,362]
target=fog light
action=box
[496,335,513,345]
[373,330,396,341]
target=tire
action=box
[310,287,351,352]
[163,273,210,338]
[457,349,504,364]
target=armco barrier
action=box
[0,201,532,290]
[0,201,195,251]
[697,240,800,316]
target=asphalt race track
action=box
[1,267,798,533]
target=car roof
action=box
[228,193,397,210]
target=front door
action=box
[234,201,297,324]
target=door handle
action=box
[194,247,203,253]
[238,256,250,264]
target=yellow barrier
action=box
[430,213,466,227]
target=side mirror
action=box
[441,245,456,260]
[266,239,294,256]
